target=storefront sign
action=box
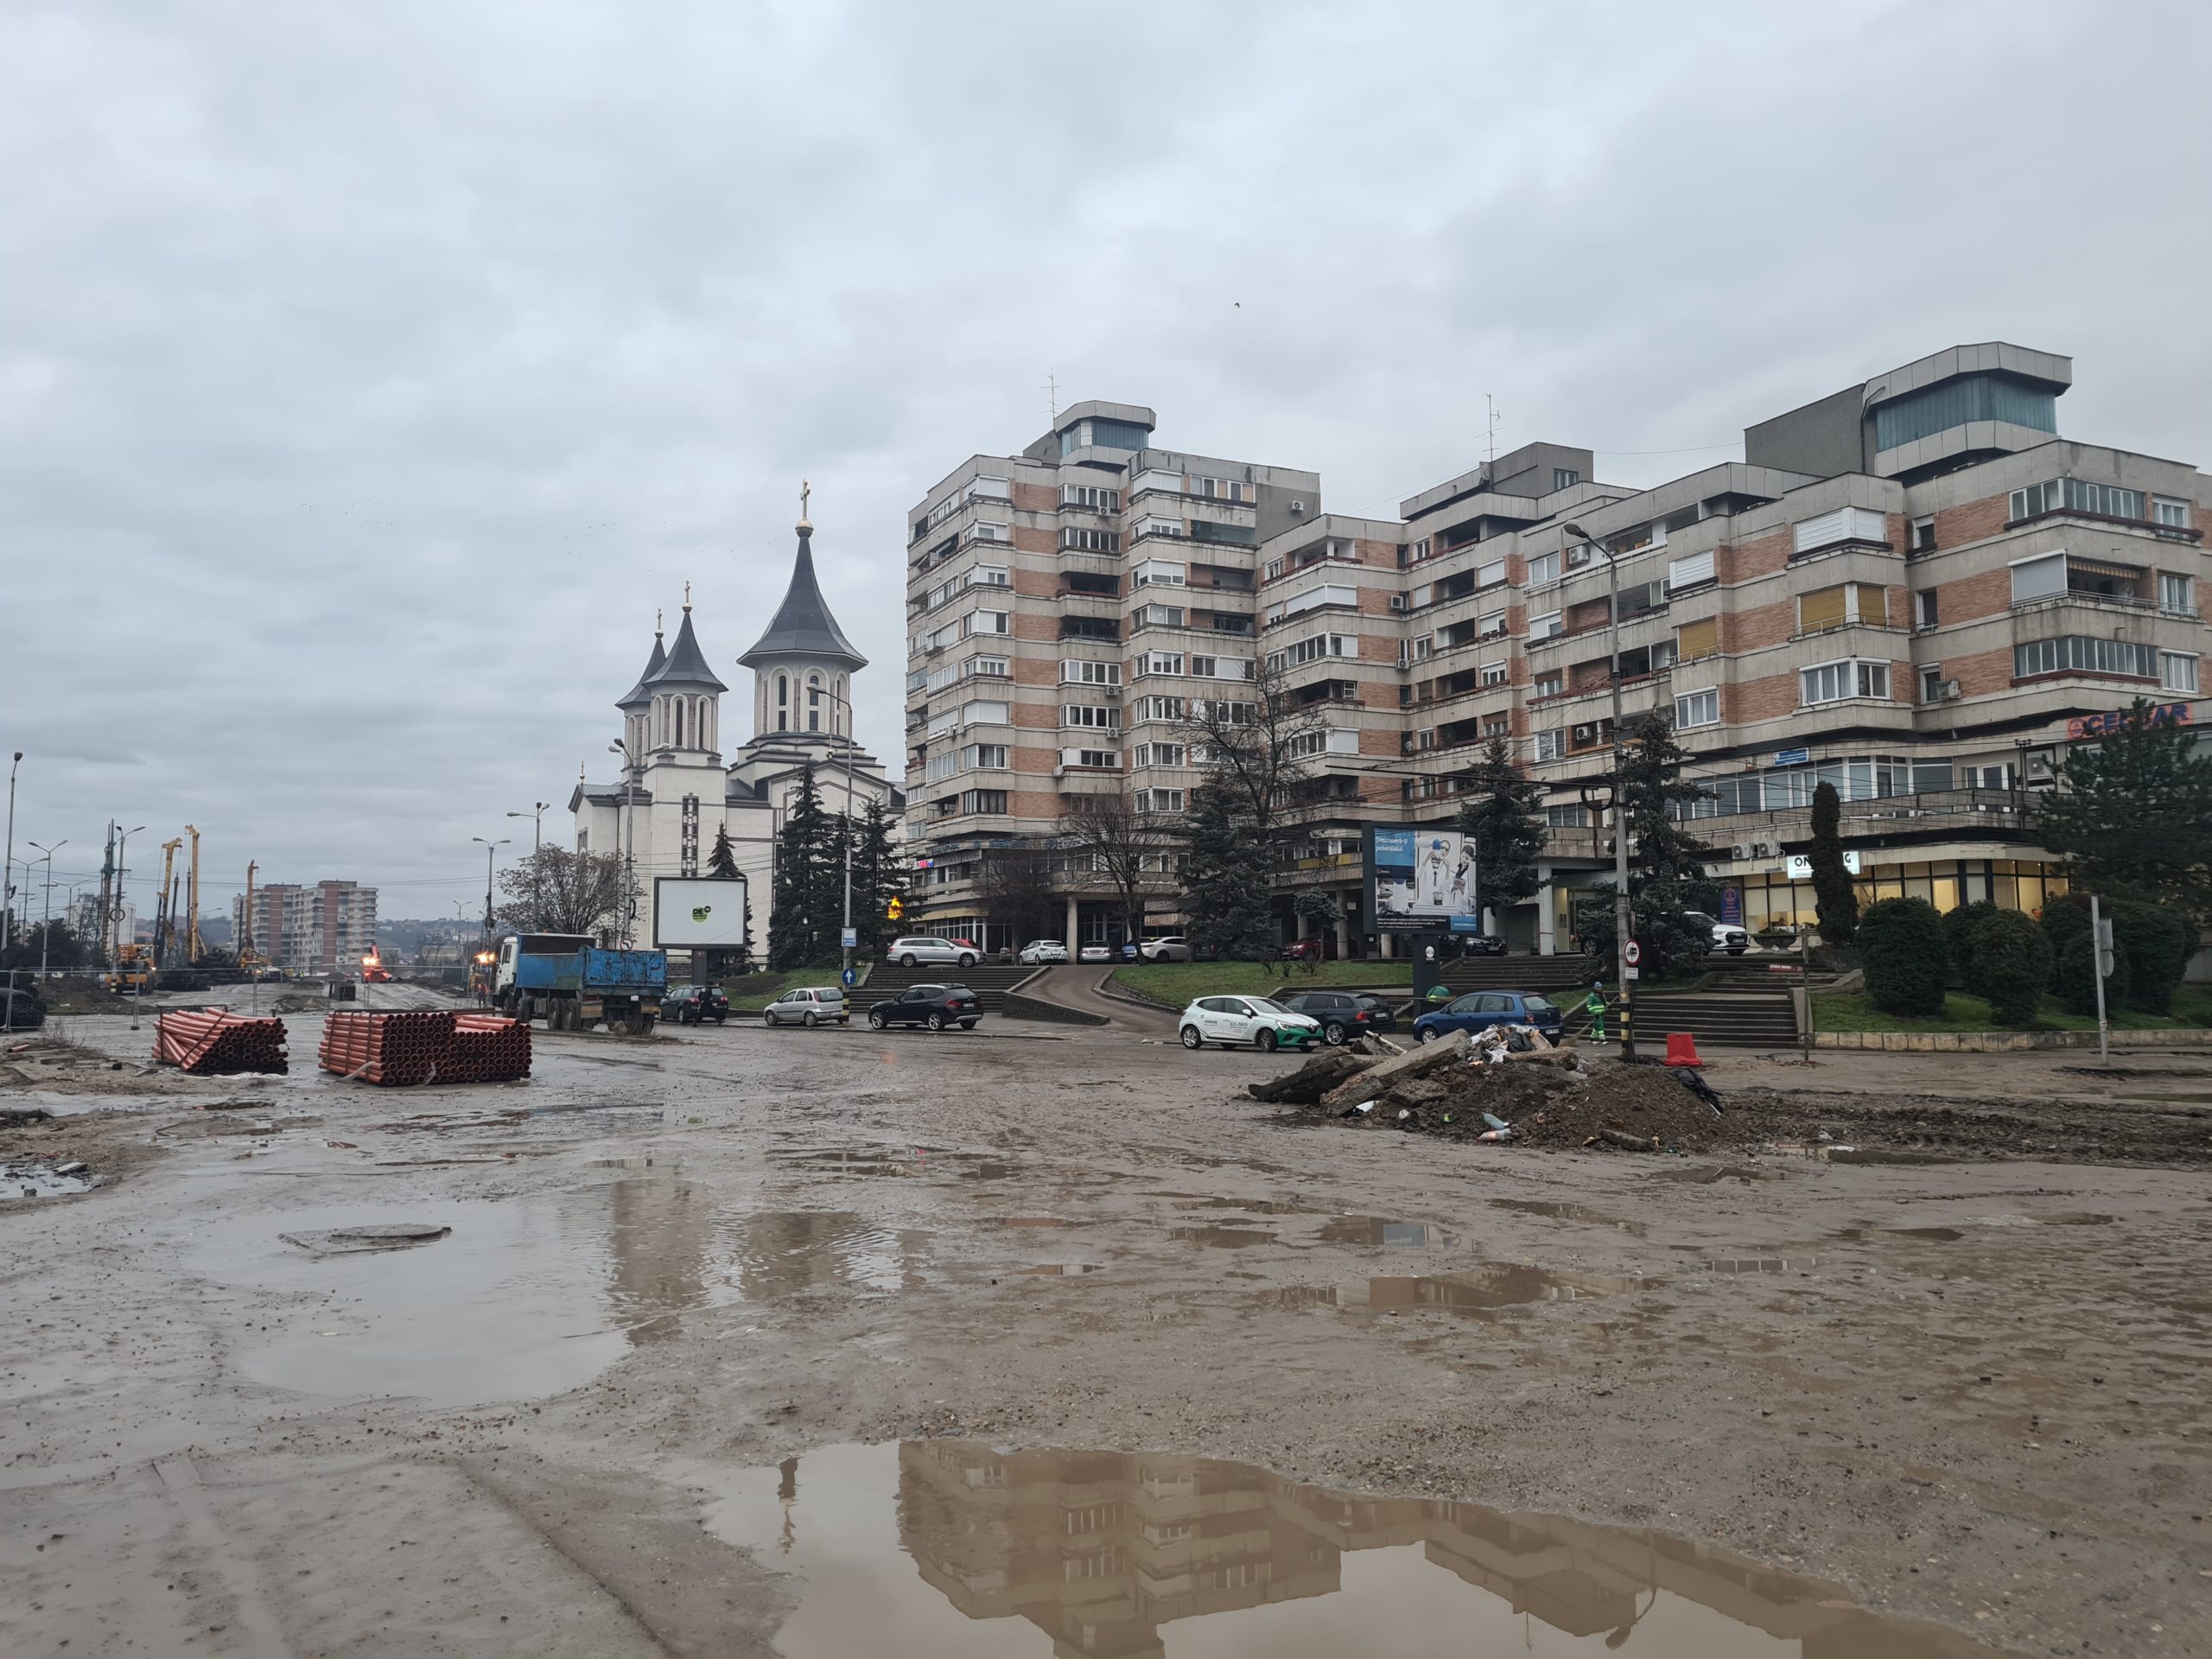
[1783,852,1860,880]
[2066,701,2192,741]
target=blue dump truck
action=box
[493,933,667,1035]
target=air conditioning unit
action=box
[1289,499,1307,513]
[1748,840,1776,859]
[1571,722,1597,744]
[1389,594,1407,611]
[1941,679,1962,700]
[1730,844,1751,861]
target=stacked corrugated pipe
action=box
[316,1010,530,1085]
[152,1010,290,1075]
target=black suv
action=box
[866,983,982,1032]
[663,984,730,1026]
[1278,990,1398,1046]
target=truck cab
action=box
[497,934,665,1035]
[493,933,594,997]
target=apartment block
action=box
[901,347,2209,955]
[232,879,378,972]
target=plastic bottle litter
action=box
[1481,1113,1510,1132]
[1477,1128,1516,1143]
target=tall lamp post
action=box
[3,752,22,954]
[1562,523,1637,1060]
[113,823,146,966]
[472,836,510,938]
[608,740,638,944]
[820,688,861,988]
[508,802,551,855]
[27,840,64,982]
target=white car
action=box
[1017,939,1069,964]
[762,986,849,1027]
[1077,943,1114,963]
[887,936,979,968]
[1682,910,1750,954]
[1177,995,1323,1053]
[1138,937,1191,962]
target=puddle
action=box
[191,1190,931,1404]
[1318,1216,1440,1248]
[2032,1211,2113,1225]
[1171,1225,1276,1249]
[1015,1263,1102,1277]
[1491,1198,1649,1236]
[1821,1147,1957,1166]
[1700,1255,1825,1274]
[1835,1226,1963,1243]
[696,1440,2009,1657]
[591,1155,664,1169]
[1265,1285,1340,1308]
[1368,1265,1650,1314]
[280,1223,452,1255]
[2,1160,99,1199]
[1649,1163,1784,1184]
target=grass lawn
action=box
[720,969,828,1011]
[1814,989,2211,1034]
[1110,961,1414,1007]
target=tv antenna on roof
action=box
[1485,394,1503,467]
[1045,371,1058,426]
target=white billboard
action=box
[1368,827,1479,931]
[652,876,750,950]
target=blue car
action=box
[1412,990,1565,1045]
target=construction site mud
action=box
[3,1005,2209,1655]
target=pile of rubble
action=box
[1250,1028,1769,1154]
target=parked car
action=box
[1177,995,1322,1052]
[1017,938,1070,964]
[1077,943,1114,963]
[664,984,731,1026]
[867,982,982,1031]
[1281,939,1323,963]
[1412,990,1564,1045]
[1278,990,1398,1046]
[761,985,847,1027]
[1452,933,1508,957]
[1684,910,1750,955]
[0,986,47,1030]
[1138,937,1191,962]
[886,936,979,968]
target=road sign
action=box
[2094,918,2115,978]
[1773,747,1810,767]
[841,967,856,988]
[1625,966,1640,981]
[840,927,857,950]
[1623,941,1642,966]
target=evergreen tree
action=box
[707,823,741,879]
[850,798,904,951]
[1807,782,1859,944]
[1574,714,1720,976]
[2033,698,2212,924]
[1180,782,1273,960]
[768,763,832,969]
[1453,736,1547,927]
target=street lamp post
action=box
[507,802,551,855]
[113,823,145,1030]
[608,741,638,944]
[819,689,861,988]
[472,836,510,938]
[3,752,22,956]
[28,840,64,982]
[1563,524,1637,1060]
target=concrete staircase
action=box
[1564,987,1800,1049]
[855,960,1039,1013]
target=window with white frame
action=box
[1477,610,1506,638]
[1072,749,1119,769]
[1545,804,1587,827]
[1800,658,1891,705]
[1530,728,1564,762]
[1133,559,1185,587]
[962,742,1009,770]
[2153,497,2192,531]
[1060,658,1121,685]
[1665,550,1716,592]
[1198,477,1249,502]
[967,654,1009,678]
[1134,603,1185,627]
[1061,484,1121,512]
[1133,742,1185,768]
[1529,610,1562,640]
[1476,559,1506,589]
[1267,633,1356,671]
[1191,697,1253,723]
[960,789,1008,816]
[1674,688,1719,728]
[1063,704,1120,730]
[969,563,1009,586]
[1526,552,1559,588]
[962,698,1011,726]
[1533,670,1563,698]
[1135,787,1185,813]
[2014,636,2158,679]
[1137,651,1185,677]
[1916,589,1939,629]
[1059,526,1122,553]
[2159,572,2194,614]
[1134,516,1185,540]
[965,524,1008,546]
[2161,652,2199,693]
[1190,653,1251,678]
[964,608,1008,636]
[925,751,959,782]
[1919,664,1945,703]
[1132,695,1184,722]
[1480,661,1508,687]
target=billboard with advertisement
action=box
[652,876,750,950]
[1367,827,1479,932]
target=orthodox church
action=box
[569,500,899,957]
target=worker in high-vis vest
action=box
[1584,982,1609,1042]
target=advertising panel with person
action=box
[1367,827,1478,931]
[652,875,751,950]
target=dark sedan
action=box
[662,984,729,1026]
[1452,933,1509,957]
[1277,991,1398,1046]
[866,982,982,1032]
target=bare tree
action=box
[1179,649,1327,886]
[1058,794,1175,946]
[495,847,628,937]
[977,843,1059,946]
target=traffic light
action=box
[886,896,906,922]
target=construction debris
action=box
[317,1011,531,1087]
[1318,1029,1470,1106]
[153,1010,290,1076]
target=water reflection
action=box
[703,1440,2013,1657]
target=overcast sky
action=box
[4,0,2207,924]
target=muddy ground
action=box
[3,1006,2209,1656]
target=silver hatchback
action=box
[762,986,849,1027]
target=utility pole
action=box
[2090,893,2113,1066]
[472,836,510,940]
[1565,524,1636,1059]
[96,822,116,970]
[29,840,64,983]
[2,752,20,956]
[508,802,550,855]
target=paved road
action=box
[1020,964,1178,1034]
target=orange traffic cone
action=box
[1663,1031,1703,1068]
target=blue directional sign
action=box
[1773,747,1810,767]
[841,968,856,988]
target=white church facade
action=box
[569,508,899,961]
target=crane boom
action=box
[155,839,181,965]
[183,825,204,963]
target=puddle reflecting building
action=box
[894,1441,2004,1657]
